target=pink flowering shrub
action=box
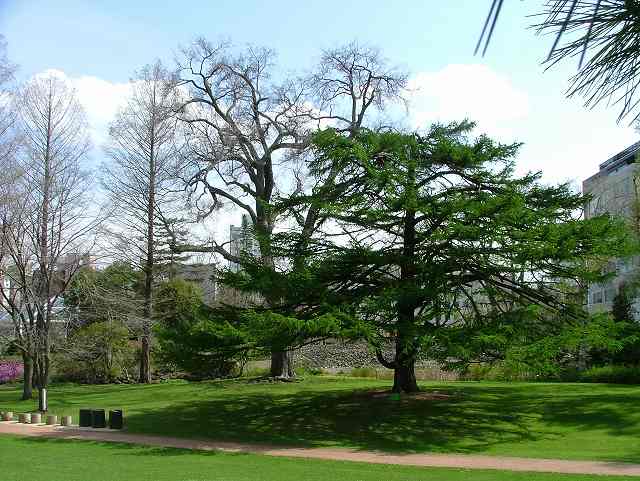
[0,361,23,384]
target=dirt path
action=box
[2,420,640,477]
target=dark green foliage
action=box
[607,284,640,365]
[55,321,136,383]
[153,216,193,277]
[1,340,19,356]
[215,243,372,357]
[610,326,640,366]
[578,365,640,384]
[612,285,634,323]
[587,283,640,366]
[65,262,143,325]
[169,120,636,391]
[295,122,636,391]
[154,279,247,378]
[499,314,629,378]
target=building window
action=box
[604,286,616,303]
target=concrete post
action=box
[38,388,48,413]
[61,415,72,427]
[1,411,12,421]
[18,413,29,424]
[30,413,41,424]
[46,415,58,425]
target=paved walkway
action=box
[2,420,640,477]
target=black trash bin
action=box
[79,409,92,428]
[91,409,106,428]
[109,410,123,430]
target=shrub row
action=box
[577,365,640,384]
[459,362,640,385]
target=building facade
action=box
[229,214,260,273]
[173,263,217,306]
[583,141,640,313]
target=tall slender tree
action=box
[102,61,181,383]
[2,74,96,409]
[0,163,32,400]
[0,36,24,385]
[0,35,19,168]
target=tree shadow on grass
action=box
[118,382,640,462]
[6,380,640,462]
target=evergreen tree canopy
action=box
[293,121,636,392]
[154,278,249,378]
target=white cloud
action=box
[407,64,529,137]
[33,68,131,148]
[25,66,639,252]
[73,75,131,145]
[406,64,638,188]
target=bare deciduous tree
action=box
[102,60,182,383]
[0,35,19,173]
[292,42,408,250]
[0,159,33,399]
[0,74,97,410]
[174,39,311,378]
[310,41,407,137]
[171,40,406,378]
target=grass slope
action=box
[2,436,637,481]
[1,377,640,462]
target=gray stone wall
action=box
[297,339,391,369]
[295,339,459,380]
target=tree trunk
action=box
[21,354,33,400]
[37,387,48,412]
[392,359,419,393]
[139,91,156,385]
[270,350,294,378]
[32,321,51,411]
[139,328,151,383]
[392,158,420,395]
[257,213,295,380]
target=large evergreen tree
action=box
[299,122,634,392]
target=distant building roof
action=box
[583,140,640,188]
[599,141,640,174]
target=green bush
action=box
[296,366,324,376]
[54,321,137,384]
[155,279,247,380]
[578,365,640,384]
[0,339,20,357]
[460,362,535,382]
[242,365,270,378]
[350,367,378,378]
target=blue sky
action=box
[1,0,528,80]
[0,0,637,190]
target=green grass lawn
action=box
[1,376,640,463]
[2,436,637,481]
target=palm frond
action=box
[477,1,640,123]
